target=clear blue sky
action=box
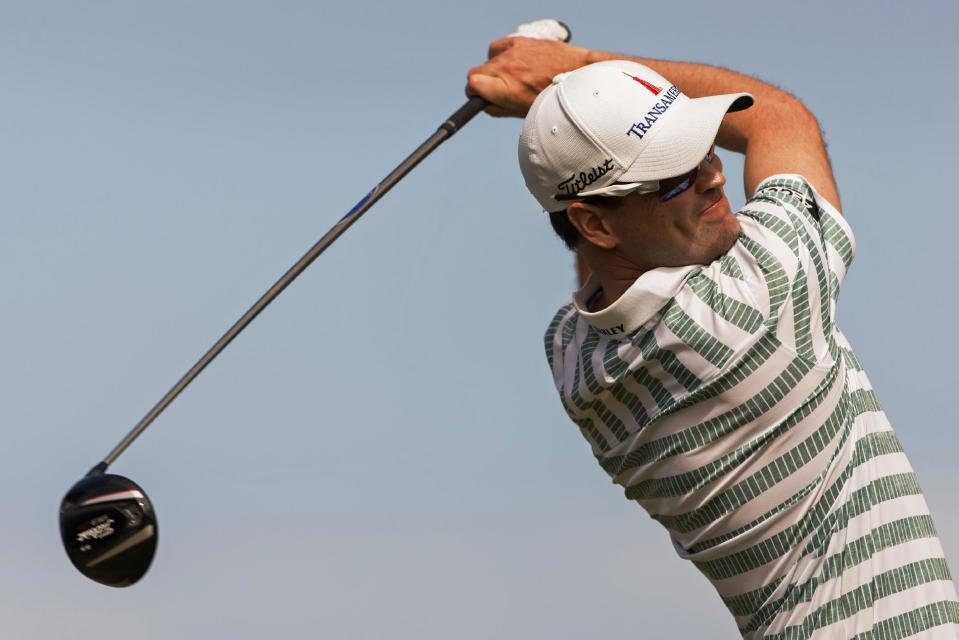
[2,2,957,638]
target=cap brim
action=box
[617,92,754,183]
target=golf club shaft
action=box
[89,97,488,476]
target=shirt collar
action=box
[572,265,699,339]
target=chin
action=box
[700,217,741,264]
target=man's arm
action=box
[467,38,841,210]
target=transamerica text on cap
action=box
[625,86,682,140]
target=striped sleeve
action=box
[732,174,857,364]
[749,174,855,297]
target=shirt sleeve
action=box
[729,174,856,363]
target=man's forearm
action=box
[469,39,799,151]
[583,50,836,202]
[468,39,840,206]
[584,50,790,154]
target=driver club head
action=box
[59,473,158,587]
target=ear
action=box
[566,202,619,250]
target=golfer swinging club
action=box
[467,37,959,638]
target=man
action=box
[467,38,959,638]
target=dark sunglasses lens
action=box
[658,148,716,202]
[660,171,693,194]
[658,168,697,202]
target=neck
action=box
[579,247,647,311]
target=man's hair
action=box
[548,209,581,251]
[548,194,626,251]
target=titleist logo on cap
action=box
[555,158,614,199]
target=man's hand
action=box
[466,37,592,118]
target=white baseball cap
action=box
[518,60,753,212]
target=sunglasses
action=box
[552,146,718,206]
[657,146,717,202]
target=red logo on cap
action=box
[622,72,662,96]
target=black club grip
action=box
[440,96,488,136]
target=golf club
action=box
[60,18,571,587]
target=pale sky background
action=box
[2,2,957,638]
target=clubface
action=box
[59,473,158,587]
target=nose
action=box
[695,154,725,192]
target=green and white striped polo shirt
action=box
[544,175,959,638]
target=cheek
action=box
[663,209,702,240]
[629,213,693,262]
[696,214,741,257]
[634,210,679,246]
[669,207,740,259]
